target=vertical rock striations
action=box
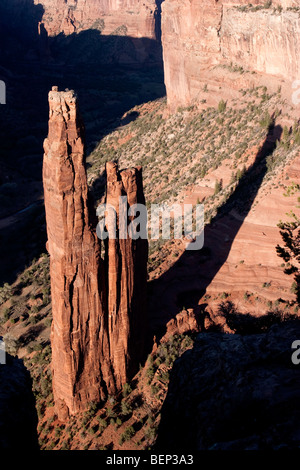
[33,0,162,64]
[43,87,114,418]
[162,0,223,108]
[162,0,300,109]
[36,0,159,40]
[106,162,148,389]
[43,87,147,419]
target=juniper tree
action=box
[276,209,300,305]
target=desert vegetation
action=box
[33,332,195,450]
[86,85,300,276]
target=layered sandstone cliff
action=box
[43,87,147,419]
[35,0,159,38]
[162,0,300,108]
[32,0,163,64]
[0,0,162,64]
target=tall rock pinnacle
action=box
[43,87,114,419]
[106,162,148,389]
[43,87,147,419]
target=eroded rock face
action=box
[32,0,163,64]
[106,162,148,389]
[162,0,300,109]
[0,0,162,64]
[164,309,200,338]
[43,88,147,418]
[35,0,159,39]
[43,87,114,418]
[220,5,300,79]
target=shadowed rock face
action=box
[36,0,159,39]
[0,354,38,450]
[0,0,163,66]
[43,87,147,419]
[156,320,300,450]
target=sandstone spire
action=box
[106,162,148,389]
[43,87,147,419]
[43,87,114,419]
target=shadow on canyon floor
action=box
[147,121,283,343]
[0,0,165,285]
[0,349,38,450]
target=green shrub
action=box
[146,365,155,382]
[2,308,11,321]
[119,426,135,446]
[259,112,272,129]
[122,383,132,398]
[218,99,227,113]
[97,417,108,431]
[214,179,223,195]
[145,426,158,442]
[0,283,13,304]
[115,417,122,428]
[121,400,133,416]
[106,407,117,418]
[150,384,160,396]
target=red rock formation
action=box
[32,0,162,64]
[162,0,300,109]
[43,87,147,419]
[165,309,200,338]
[105,162,148,389]
[35,0,159,39]
[43,87,114,418]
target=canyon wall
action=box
[43,87,147,419]
[0,0,162,64]
[33,0,163,64]
[162,0,300,108]
[34,0,160,39]
[221,5,300,79]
